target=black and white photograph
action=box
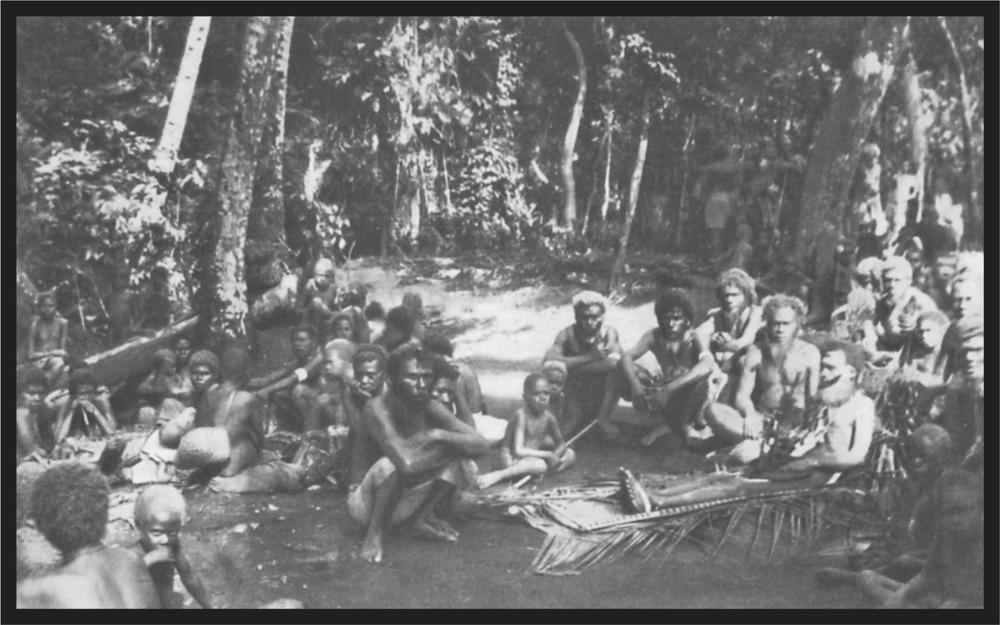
[14,13,988,613]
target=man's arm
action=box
[424,400,491,456]
[174,548,213,609]
[366,399,451,476]
[575,328,623,374]
[56,318,69,352]
[543,329,599,371]
[253,353,324,397]
[621,331,655,399]
[733,346,761,418]
[26,319,40,358]
[246,366,292,392]
[803,343,821,403]
[731,307,763,352]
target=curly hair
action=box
[353,344,388,371]
[32,462,109,554]
[523,372,547,395]
[430,354,459,383]
[68,368,98,396]
[821,339,867,374]
[761,294,806,323]
[220,346,252,385]
[385,305,418,334]
[654,288,696,323]
[714,268,757,307]
[188,349,220,374]
[386,342,431,380]
[422,333,455,358]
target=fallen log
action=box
[83,316,198,387]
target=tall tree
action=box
[793,16,909,321]
[246,16,294,294]
[200,17,279,345]
[559,19,587,229]
[149,17,212,176]
[901,43,928,220]
[608,91,651,294]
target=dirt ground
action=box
[109,259,867,609]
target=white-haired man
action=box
[543,291,624,439]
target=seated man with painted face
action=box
[619,289,714,447]
[863,256,938,365]
[703,294,820,463]
[349,344,490,563]
[543,291,624,439]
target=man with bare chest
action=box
[705,294,820,450]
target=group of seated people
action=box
[16,239,983,606]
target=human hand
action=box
[742,412,763,439]
[144,546,176,566]
[650,387,673,413]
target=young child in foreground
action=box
[17,461,159,608]
[134,485,214,608]
[476,373,575,490]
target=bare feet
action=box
[359,532,384,563]
[641,426,670,447]
[411,515,458,542]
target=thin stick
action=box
[512,475,533,489]
[565,418,601,448]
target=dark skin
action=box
[360,358,490,563]
[53,382,117,443]
[17,383,47,457]
[200,375,267,477]
[347,359,387,488]
[137,507,213,608]
[27,297,68,361]
[248,331,324,398]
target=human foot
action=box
[359,533,384,563]
[411,516,458,542]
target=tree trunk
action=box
[599,113,614,223]
[247,16,294,295]
[149,17,211,176]
[200,17,274,346]
[560,20,587,230]
[938,16,980,247]
[901,47,928,221]
[793,16,908,322]
[608,93,651,294]
[674,118,696,248]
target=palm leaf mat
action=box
[476,473,877,576]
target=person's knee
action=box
[559,448,577,470]
[369,457,397,487]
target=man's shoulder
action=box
[792,338,821,357]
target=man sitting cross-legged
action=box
[704,294,820,463]
[617,340,875,513]
[348,344,491,563]
[620,289,715,448]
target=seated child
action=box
[134,485,213,608]
[27,292,69,388]
[338,283,372,344]
[52,368,117,444]
[296,257,339,341]
[18,369,50,459]
[476,373,575,490]
[23,461,158,608]
[329,312,357,343]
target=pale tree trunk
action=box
[149,17,211,176]
[794,16,908,322]
[247,16,294,294]
[674,118,696,247]
[938,16,980,247]
[560,20,586,230]
[901,47,929,221]
[201,17,275,346]
[608,92,651,294]
[599,118,613,223]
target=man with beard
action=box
[619,289,714,447]
[617,341,874,514]
[704,294,819,462]
[247,324,326,432]
[694,269,764,407]
[897,310,950,381]
[939,277,983,378]
[864,257,938,364]
[349,344,490,563]
[543,291,624,439]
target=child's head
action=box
[339,283,368,309]
[541,361,567,397]
[32,462,110,555]
[331,313,355,342]
[20,368,49,410]
[429,356,459,407]
[36,292,57,319]
[522,373,551,414]
[188,350,219,392]
[364,301,386,322]
[134,485,187,552]
[68,369,99,401]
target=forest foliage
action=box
[15,15,985,339]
